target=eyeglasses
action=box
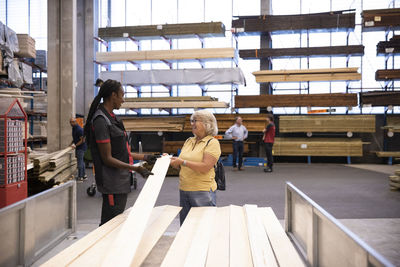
[190,119,201,124]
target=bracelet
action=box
[182,160,187,166]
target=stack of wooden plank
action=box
[0,52,6,75]
[96,48,236,64]
[163,140,250,155]
[122,116,186,132]
[362,8,400,32]
[375,69,400,81]
[279,115,376,133]
[235,93,358,108]
[0,88,31,108]
[383,115,400,133]
[377,35,400,55]
[252,68,361,83]
[232,10,355,34]
[239,45,364,59]
[360,91,400,106]
[98,22,225,41]
[273,137,363,156]
[15,34,36,58]
[28,147,76,185]
[389,169,400,191]
[121,96,229,109]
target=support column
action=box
[260,0,273,106]
[47,0,77,152]
[76,0,95,117]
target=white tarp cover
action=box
[99,68,245,86]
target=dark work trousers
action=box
[100,193,128,226]
[264,142,274,169]
[233,141,244,168]
[179,189,216,225]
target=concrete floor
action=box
[33,163,400,266]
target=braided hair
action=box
[84,79,122,145]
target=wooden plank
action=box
[121,100,229,109]
[240,46,364,59]
[375,151,400,158]
[161,207,206,267]
[96,48,236,63]
[360,91,400,106]
[230,205,253,267]
[375,69,400,81]
[254,72,361,83]
[49,147,74,161]
[259,207,305,267]
[279,115,376,133]
[235,94,358,108]
[362,8,400,32]
[253,67,359,75]
[98,22,225,41]
[132,205,181,267]
[244,205,278,267]
[206,206,230,267]
[101,155,171,267]
[183,207,217,267]
[124,96,216,102]
[385,116,400,133]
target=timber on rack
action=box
[163,140,251,155]
[235,93,358,108]
[99,68,245,86]
[252,68,361,83]
[362,8,400,32]
[121,100,229,109]
[360,91,400,106]
[95,48,236,63]
[279,115,376,133]
[231,10,355,34]
[375,69,400,81]
[98,22,225,41]
[377,35,400,55]
[239,45,364,59]
[121,116,186,132]
[383,115,400,133]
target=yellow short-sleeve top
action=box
[178,135,221,191]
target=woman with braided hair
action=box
[85,79,157,225]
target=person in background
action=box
[169,110,221,224]
[225,116,248,171]
[263,114,275,173]
[84,79,157,225]
[70,117,87,182]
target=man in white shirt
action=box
[225,116,248,171]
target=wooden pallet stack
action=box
[252,67,361,83]
[362,8,400,31]
[15,34,36,58]
[389,169,400,191]
[377,35,400,55]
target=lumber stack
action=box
[273,137,363,156]
[163,140,250,155]
[232,11,355,34]
[122,116,186,132]
[362,8,400,32]
[377,35,400,55]
[99,68,245,86]
[279,115,376,133]
[15,34,36,58]
[239,45,364,59]
[252,68,361,83]
[360,91,400,106]
[96,48,236,63]
[389,169,400,191]
[43,205,305,267]
[375,69,400,81]
[235,93,358,108]
[121,97,229,109]
[383,116,400,133]
[98,22,225,41]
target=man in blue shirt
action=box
[70,117,87,181]
[225,116,248,171]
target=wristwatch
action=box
[182,160,187,166]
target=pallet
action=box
[279,115,375,133]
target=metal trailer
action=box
[285,182,394,267]
[0,181,76,266]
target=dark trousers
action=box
[233,141,244,168]
[100,193,128,226]
[264,142,274,169]
[75,149,86,178]
[179,189,216,225]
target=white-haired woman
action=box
[170,110,221,224]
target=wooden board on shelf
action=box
[121,100,229,109]
[375,69,400,81]
[124,96,216,102]
[362,8,400,32]
[273,137,364,157]
[377,36,400,55]
[360,91,400,106]
[375,151,400,158]
[235,93,358,108]
[384,116,400,133]
[15,34,36,58]
[96,48,236,63]
[279,115,376,133]
[163,140,250,155]
[98,22,226,41]
[240,45,364,59]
